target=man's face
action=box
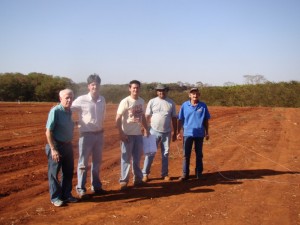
[60,93,73,109]
[129,83,140,97]
[88,82,100,95]
[156,89,167,99]
[189,91,200,100]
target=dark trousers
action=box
[182,136,204,177]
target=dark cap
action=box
[155,84,167,90]
[189,87,199,93]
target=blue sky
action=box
[0,0,299,86]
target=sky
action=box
[0,0,299,86]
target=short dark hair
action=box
[129,80,141,87]
[87,74,101,84]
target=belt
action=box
[55,140,72,145]
[81,130,104,135]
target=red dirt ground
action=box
[0,102,299,225]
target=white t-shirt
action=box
[117,96,145,135]
[146,97,176,133]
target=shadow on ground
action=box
[77,169,299,204]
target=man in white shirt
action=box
[116,80,150,190]
[71,74,106,198]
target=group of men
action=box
[45,74,210,207]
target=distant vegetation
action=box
[0,72,299,107]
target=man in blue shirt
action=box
[177,87,210,181]
[45,89,78,207]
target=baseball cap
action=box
[189,87,199,93]
[155,84,167,90]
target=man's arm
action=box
[116,114,128,142]
[204,119,209,140]
[141,114,150,137]
[145,114,151,124]
[171,117,177,142]
[176,119,183,140]
[45,129,60,162]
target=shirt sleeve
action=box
[102,96,106,120]
[204,104,211,120]
[46,108,56,130]
[145,99,152,116]
[117,98,126,115]
[71,96,81,112]
[178,104,184,120]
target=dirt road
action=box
[0,103,299,225]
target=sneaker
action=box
[133,180,143,187]
[178,176,189,182]
[120,182,128,190]
[163,176,171,181]
[64,196,78,203]
[77,191,88,200]
[91,188,108,195]
[51,199,64,207]
[142,175,149,182]
[196,173,202,179]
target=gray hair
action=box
[59,88,74,98]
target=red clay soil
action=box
[0,102,299,225]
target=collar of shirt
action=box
[188,101,199,107]
[88,92,102,102]
[58,103,71,114]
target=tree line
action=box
[0,72,299,107]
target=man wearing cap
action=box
[177,87,210,181]
[142,84,177,182]
[71,74,106,198]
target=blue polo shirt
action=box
[46,104,74,142]
[178,100,210,137]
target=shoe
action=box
[51,199,64,207]
[142,175,149,182]
[163,176,171,181]
[91,188,108,195]
[196,173,202,179]
[77,191,88,200]
[178,176,189,181]
[120,182,128,190]
[133,180,143,187]
[64,196,78,203]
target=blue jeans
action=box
[182,136,204,177]
[76,132,104,193]
[45,142,74,202]
[142,128,171,177]
[120,135,143,184]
